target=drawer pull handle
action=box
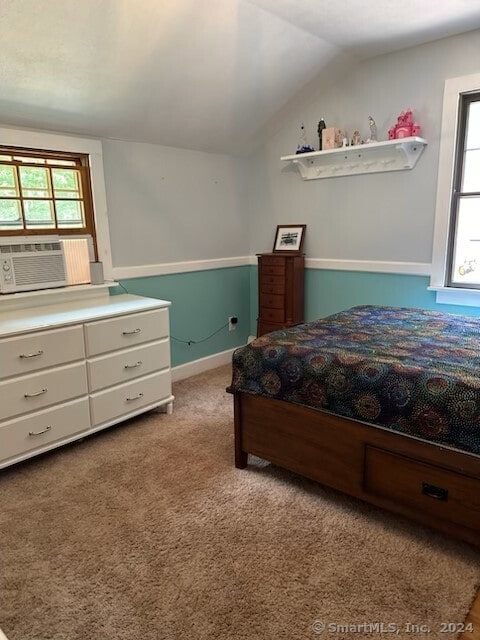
[24,388,48,398]
[124,361,142,369]
[122,328,141,336]
[28,425,52,437]
[19,350,44,359]
[422,482,448,501]
[126,392,144,402]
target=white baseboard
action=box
[0,628,9,640]
[171,347,238,382]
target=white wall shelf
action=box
[281,136,427,180]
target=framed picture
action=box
[273,224,306,253]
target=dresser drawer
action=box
[0,326,84,380]
[259,256,285,267]
[364,446,480,531]
[261,282,285,295]
[0,362,88,421]
[85,308,169,356]
[90,370,172,426]
[260,307,285,323]
[0,397,90,461]
[262,265,285,276]
[87,339,170,391]
[261,275,284,287]
[259,293,285,309]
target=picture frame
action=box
[272,224,306,253]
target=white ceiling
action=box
[1,0,480,155]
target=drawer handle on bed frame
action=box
[122,328,141,336]
[126,392,144,402]
[422,482,448,501]
[28,425,52,437]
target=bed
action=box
[228,305,480,547]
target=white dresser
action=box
[0,290,173,470]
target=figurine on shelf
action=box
[367,116,378,142]
[317,119,326,150]
[296,123,315,154]
[389,108,421,139]
[351,130,361,146]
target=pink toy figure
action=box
[388,126,396,140]
[412,122,421,136]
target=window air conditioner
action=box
[0,236,67,294]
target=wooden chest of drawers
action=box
[257,253,304,336]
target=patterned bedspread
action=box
[230,306,480,455]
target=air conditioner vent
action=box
[12,255,66,286]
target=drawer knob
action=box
[28,425,52,437]
[126,392,144,402]
[24,388,48,398]
[19,349,44,359]
[124,361,143,369]
[422,482,448,501]
[122,328,141,336]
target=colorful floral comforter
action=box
[231,306,480,455]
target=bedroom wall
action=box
[101,139,251,367]
[246,28,480,333]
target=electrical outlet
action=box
[228,316,238,331]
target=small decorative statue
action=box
[317,118,326,150]
[351,130,361,146]
[368,116,378,142]
[296,123,315,154]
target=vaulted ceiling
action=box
[2,0,480,155]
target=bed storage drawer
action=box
[364,446,480,531]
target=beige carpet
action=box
[1,365,479,640]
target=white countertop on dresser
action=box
[0,294,171,338]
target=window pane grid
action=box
[0,152,89,234]
[447,93,480,287]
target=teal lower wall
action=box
[111,265,480,369]
[111,266,250,368]
[250,267,480,335]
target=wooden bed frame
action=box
[231,391,480,548]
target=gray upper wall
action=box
[102,139,250,267]
[246,29,480,263]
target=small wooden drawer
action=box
[0,326,84,380]
[261,275,284,286]
[0,362,88,421]
[261,282,285,295]
[262,265,285,276]
[260,307,285,323]
[364,446,480,531]
[259,256,285,267]
[257,321,283,336]
[85,309,169,356]
[259,293,285,309]
[87,339,170,392]
[90,369,172,426]
[0,397,90,461]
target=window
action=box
[430,72,480,306]
[0,127,112,290]
[447,93,480,288]
[0,146,95,241]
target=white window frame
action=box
[430,72,480,306]
[0,125,113,283]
